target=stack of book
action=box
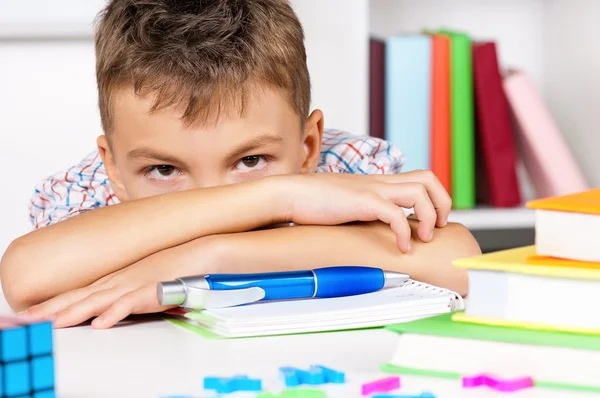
[369,30,588,209]
[379,188,600,393]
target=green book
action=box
[439,30,475,209]
[386,312,600,350]
[382,312,600,393]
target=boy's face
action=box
[97,85,323,202]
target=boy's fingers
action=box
[375,171,452,227]
[365,194,412,252]
[377,182,436,243]
[26,286,98,319]
[401,171,452,227]
[53,286,129,328]
[93,284,169,329]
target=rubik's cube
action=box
[0,316,55,398]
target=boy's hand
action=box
[23,265,172,329]
[284,170,451,252]
[22,236,223,328]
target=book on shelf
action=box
[384,34,431,173]
[472,41,522,208]
[503,69,588,199]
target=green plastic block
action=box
[256,388,327,398]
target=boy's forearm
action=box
[199,220,479,296]
[0,177,287,308]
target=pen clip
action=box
[182,286,266,310]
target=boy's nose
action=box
[190,175,229,190]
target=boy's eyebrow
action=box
[126,148,183,164]
[226,134,284,160]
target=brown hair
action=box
[94,0,310,134]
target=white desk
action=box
[0,297,594,398]
[47,316,593,398]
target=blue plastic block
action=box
[32,355,55,390]
[0,325,28,362]
[371,393,436,398]
[279,367,301,387]
[296,367,325,385]
[4,360,30,396]
[279,366,345,387]
[203,375,262,393]
[312,365,345,383]
[28,322,53,357]
[33,390,56,398]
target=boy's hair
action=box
[94,0,310,134]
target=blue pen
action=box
[157,266,409,310]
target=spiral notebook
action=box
[165,280,464,338]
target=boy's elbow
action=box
[0,237,40,312]
[433,222,481,297]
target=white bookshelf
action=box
[448,207,535,230]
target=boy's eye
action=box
[146,165,181,180]
[235,156,268,171]
[242,156,260,167]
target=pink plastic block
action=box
[462,374,534,392]
[361,376,401,395]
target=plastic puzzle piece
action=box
[257,388,327,398]
[0,324,28,362]
[203,375,262,393]
[28,321,54,357]
[462,374,534,392]
[361,376,401,395]
[33,390,56,398]
[31,355,55,391]
[0,316,56,398]
[370,393,436,398]
[4,361,31,396]
[279,365,345,387]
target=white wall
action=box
[291,0,369,136]
[544,0,600,189]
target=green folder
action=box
[439,30,475,209]
[385,312,600,351]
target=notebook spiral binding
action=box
[399,279,465,311]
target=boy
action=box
[0,0,480,329]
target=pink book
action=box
[503,70,588,199]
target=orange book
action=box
[527,189,600,262]
[526,254,600,269]
[430,35,451,195]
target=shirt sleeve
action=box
[28,151,118,230]
[316,129,404,174]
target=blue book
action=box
[385,35,432,172]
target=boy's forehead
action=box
[107,85,303,155]
[110,84,300,132]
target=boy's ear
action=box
[300,109,324,174]
[97,135,130,202]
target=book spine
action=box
[385,35,432,172]
[430,35,452,196]
[443,32,476,209]
[503,71,588,198]
[369,38,386,139]
[472,42,522,207]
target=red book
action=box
[430,35,452,195]
[472,42,522,207]
[369,38,385,139]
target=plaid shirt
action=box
[29,129,404,229]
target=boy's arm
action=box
[26,219,479,328]
[1,173,444,311]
